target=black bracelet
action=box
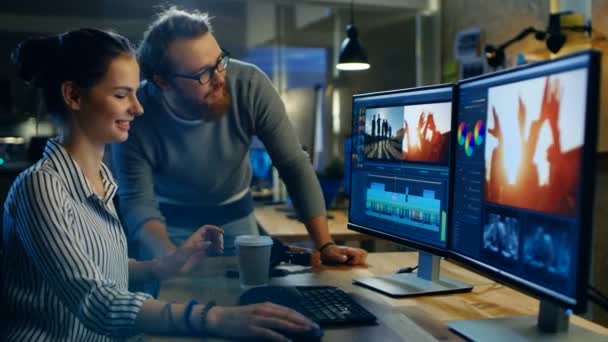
[183,299,199,334]
[318,241,336,253]
[199,301,217,335]
[161,302,177,333]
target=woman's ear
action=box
[61,81,82,112]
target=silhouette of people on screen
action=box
[542,78,578,215]
[486,77,577,216]
[371,114,376,140]
[382,119,387,140]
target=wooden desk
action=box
[254,204,373,246]
[146,252,608,341]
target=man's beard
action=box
[176,83,232,122]
[202,85,231,121]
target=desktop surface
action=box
[146,252,608,342]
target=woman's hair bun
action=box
[11,35,62,87]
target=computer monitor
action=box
[348,84,472,297]
[343,136,352,197]
[448,50,602,341]
[250,147,273,197]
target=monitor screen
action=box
[348,85,454,252]
[450,51,599,311]
[250,147,273,190]
[343,136,352,196]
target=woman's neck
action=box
[58,131,105,188]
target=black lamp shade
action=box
[337,25,370,70]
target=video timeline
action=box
[365,175,445,232]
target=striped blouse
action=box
[1,139,152,341]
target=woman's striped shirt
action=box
[1,139,151,341]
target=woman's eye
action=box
[115,93,128,99]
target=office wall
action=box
[334,16,417,140]
[591,1,608,326]
[441,0,549,68]
[441,0,608,153]
[592,157,608,325]
[591,1,608,154]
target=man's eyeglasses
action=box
[171,49,230,85]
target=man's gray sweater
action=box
[111,59,326,237]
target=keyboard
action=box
[239,286,377,326]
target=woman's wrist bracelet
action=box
[199,301,217,335]
[183,299,199,334]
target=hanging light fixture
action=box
[336,0,370,71]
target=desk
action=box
[254,205,374,248]
[146,252,608,341]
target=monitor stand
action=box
[449,299,608,341]
[352,252,473,297]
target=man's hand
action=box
[320,244,367,265]
[154,225,224,279]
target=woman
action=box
[1,28,317,341]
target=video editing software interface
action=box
[349,86,453,249]
[450,53,595,304]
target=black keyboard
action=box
[239,286,377,326]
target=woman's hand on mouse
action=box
[204,303,319,341]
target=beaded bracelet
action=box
[199,301,217,335]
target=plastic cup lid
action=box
[234,235,273,247]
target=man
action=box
[112,7,367,266]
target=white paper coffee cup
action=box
[235,235,273,290]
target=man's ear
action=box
[153,74,171,91]
[61,81,82,112]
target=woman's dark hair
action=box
[138,7,213,81]
[11,28,135,121]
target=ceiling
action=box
[0,0,429,54]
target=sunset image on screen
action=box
[484,68,588,217]
[401,102,452,165]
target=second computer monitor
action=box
[348,84,472,297]
[448,51,601,341]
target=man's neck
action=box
[161,92,203,121]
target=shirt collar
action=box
[43,138,117,204]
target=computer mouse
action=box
[239,286,304,308]
[280,325,323,342]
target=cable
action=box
[587,286,608,312]
[396,265,418,274]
